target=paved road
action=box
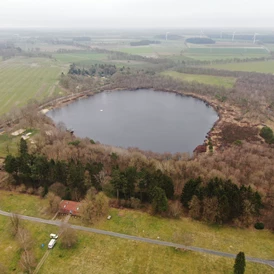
[1,210,273,268]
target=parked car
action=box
[50,233,58,239]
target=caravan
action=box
[48,239,57,249]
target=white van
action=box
[50,233,58,239]
[48,239,57,249]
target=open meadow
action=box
[0,57,65,116]
[0,191,273,273]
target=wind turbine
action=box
[200,30,204,38]
[220,31,223,39]
[165,32,169,41]
[253,33,258,44]
[232,31,236,42]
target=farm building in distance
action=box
[59,200,82,216]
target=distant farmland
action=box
[187,46,268,55]
[0,57,64,116]
[162,71,236,88]
[53,52,108,65]
[207,61,274,73]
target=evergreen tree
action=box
[151,186,168,214]
[234,252,246,274]
[19,138,28,156]
[181,177,202,208]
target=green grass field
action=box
[0,57,64,116]
[0,214,270,274]
[206,61,274,73]
[0,133,20,157]
[0,190,50,218]
[53,52,108,65]
[83,208,274,261]
[0,191,273,273]
[162,71,236,88]
[0,128,38,157]
[0,215,57,273]
[40,229,273,274]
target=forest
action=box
[4,136,263,225]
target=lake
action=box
[47,89,218,154]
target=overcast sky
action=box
[0,0,273,29]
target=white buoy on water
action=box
[100,109,103,112]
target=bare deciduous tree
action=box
[59,223,77,249]
[10,213,21,237]
[19,250,36,273]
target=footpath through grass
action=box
[162,71,236,88]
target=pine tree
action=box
[234,252,246,274]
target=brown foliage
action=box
[47,192,61,213]
[19,250,36,273]
[10,213,21,237]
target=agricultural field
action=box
[161,71,236,88]
[181,43,270,61]
[206,60,274,73]
[186,46,268,55]
[0,57,65,116]
[53,52,108,66]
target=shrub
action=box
[254,222,264,230]
[260,126,274,144]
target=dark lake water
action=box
[47,89,218,154]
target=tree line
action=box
[130,40,161,46]
[4,138,174,214]
[68,63,118,77]
[4,137,265,225]
[181,177,262,225]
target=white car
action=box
[50,233,58,239]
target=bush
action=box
[260,126,274,144]
[254,222,264,230]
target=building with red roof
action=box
[59,200,82,216]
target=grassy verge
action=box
[162,71,236,88]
